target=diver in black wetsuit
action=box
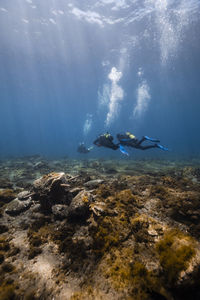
[77,143,93,154]
[93,133,119,150]
[117,132,168,151]
[93,133,129,155]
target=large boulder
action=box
[32,172,73,212]
[52,204,69,220]
[84,179,104,189]
[5,198,32,216]
[68,190,93,222]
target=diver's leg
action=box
[136,144,158,150]
[136,136,160,147]
[136,137,146,145]
[137,144,169,151]
[144,136,160,143]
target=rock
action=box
[168,191,200,228]
[68,190,93,221]
[182,167,200,180]
[72,226,93,249]
[69,187,83,197]
[17,191,33,201]
[15,180,32,189]
[29,204,42,213]
[32,172,73,212]
[84,179,104,189]
[90,202,107,217]
[0,178,13,188]
[0,189,17,206]
[0,224,8,234]
[52,204,69,220]
[5,198,32,216]
[33,161,50,170]
[104,168,117,174]
[193,168,200,179]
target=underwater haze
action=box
[0,0,200,158]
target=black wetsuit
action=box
[93,134,119,150]
[77,144,90,154]
[117,133,158,150]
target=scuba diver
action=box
[93,133,129,155]
[93,133,118,150]
[116,132,168,151]
[77,143,93,154]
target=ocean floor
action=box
[0,156,200,300]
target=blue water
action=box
[0,0,200,158]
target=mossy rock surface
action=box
[100,246,163,300]
[156,230,196,284]
[0,284,17,300]
[0,160,199,300]
[0,189,17,207]
[0,225,9,234]
[0,237,10,252]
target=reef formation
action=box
[0,156,200,300]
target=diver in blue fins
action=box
[117,132,168,151]
[93,133,129,156]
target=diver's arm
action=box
[93,138,101,147]
[110,143,120,150]
[88,146,94,151]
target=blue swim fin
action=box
[144,136,160,143]
[156,144,169,151]
[119,145,129,156]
